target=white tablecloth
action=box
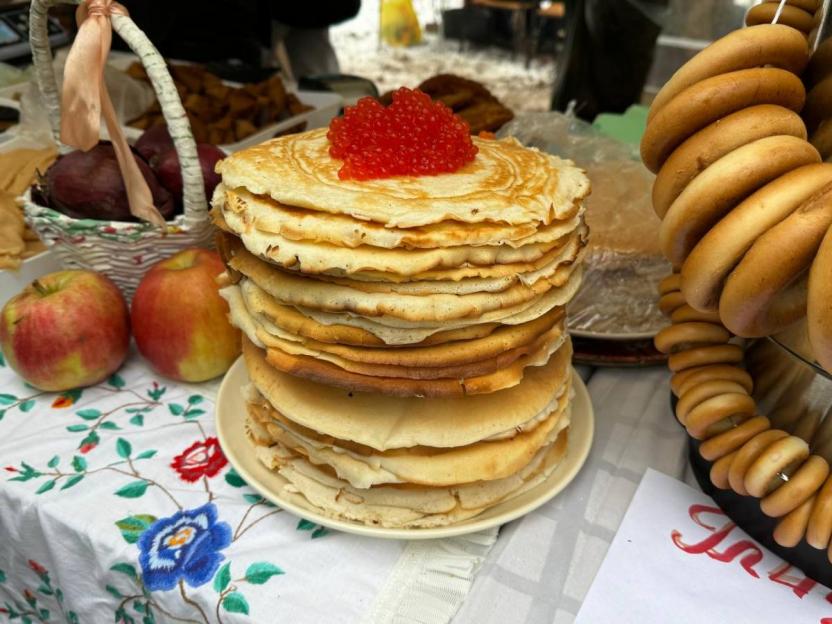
[1,348,681,624]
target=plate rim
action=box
[215,357,595,540]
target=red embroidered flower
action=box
[52,396,74,408]
[171,438,227,482]
[28,560,46,575]
[4,466,17,473]
[79,442,97,454]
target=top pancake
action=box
[216,128,591,228]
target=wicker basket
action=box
[23,0,214,299]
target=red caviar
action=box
[328,88,478,180]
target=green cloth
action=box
[592,105,648,145]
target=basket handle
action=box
[29,0,208,225]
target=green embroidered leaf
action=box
[68,611,79,624]
[108,373,126,389]
[114,480,149,499]
[19,399,35,413]
[115,515,157,544]
[99,421,121,430]
[0,569,5,582]
[71,455,87,472]
[55,588,63,602]
[66,424,89,432]
[47,455,59,469]
[132,599,146,613]
[76,408,101,420]
[129,414,144,427]
[213,562,231,592]
[0,393,16,405]
[168,403,184,416]
[222,592,249,615]
[110,563,138,580]
[184,408,205,419]
[147,385,166,401]
[142,614,154,624]
[0,351,5,366]
[224,468,246,488]
[296,519,316,531]
[245,562,284,585]
[135,450,157,460]
[105,584,122,598]
[312,526,330,539]
[22,615,33,624]
[36,584,52,595]
[0,409,5,422]
[115,607,126,623]
[125,407,152,414]
[188,395,204,405]
[243,493,264,505]
[38,608,49,621]
[60,475,84,490]
[35,479,56,494]
[116,438,132,458]
[79,430,99,449]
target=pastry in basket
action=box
[380,74,514,134]
[214,88,590,528]
[127,62,312,145]
[0,147,56,269]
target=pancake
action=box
[243,333,573,449]
[230,279,506,347]
[246,426,569,528]
[228,241,583,322]
[247,386,569,488]
[253,317,564,380]
[221,205,578,276]
[216,128,591,228]
[230,282,565,367]
[218,184,585,250]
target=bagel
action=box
[673,364,753,397]
[808,212,832,373]
[808,36,832,86]
[761,455,830,517]
[729,429,791,495]
[685,392,756,439]
[647,25,809,122]
[773,495,815,547]
[745,435,811,498]
[746,2,815,32]
[711,450,738,490]
[658,273,681,295]
[699,415,771,462]
[676,379,749,425]
[681,164,832,312]
[810,119,832,160]
[670,305,723,324]
[660,135,821,266]
[804,75,832,133]
[720,182,832,337]
[658,291,686,316]
[762,0,819,12]
[807,474,832,548]
[640,68,806,173]
[667,344,744,372]
[653,322,730,354]
[653,105,807,218]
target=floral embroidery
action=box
[171,437,228,482]
[138,503,232,591]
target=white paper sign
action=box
[576,469,832,624]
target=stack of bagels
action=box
[745,0,821,41]
[648,15,832,555]
[213,127,591,528]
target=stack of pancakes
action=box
[214,127,590,528]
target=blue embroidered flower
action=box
[138,503,232,591]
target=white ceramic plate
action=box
[215,357,594,540]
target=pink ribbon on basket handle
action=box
[60,0,165,226]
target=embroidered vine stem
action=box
[178,580,209,624]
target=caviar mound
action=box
[327,88,479,181]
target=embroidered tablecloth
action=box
[0,351,496,624]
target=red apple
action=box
[0,271,130,391]
[131,248,240,382]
